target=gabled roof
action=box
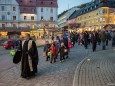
[68,0,115,19]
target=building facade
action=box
[58,6,79,29]
[68,0,115,32]
[0,0,58,38]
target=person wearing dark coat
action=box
[71,34,76,47]
[44,41,51,61]
[83,31,89,49]
[14,34,39,78]
[63,37,69,58]
[59,43,66,62]
[100,30,107,50]
[92,32,98,52]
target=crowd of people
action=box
[12,29,115,79]
[43,30,115,64]
[77,30,115,51]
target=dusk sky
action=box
[58,0,92,14]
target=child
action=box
[44,41,51,61]
[59,43,67,62]
[50,42,58,63]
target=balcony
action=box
[0,27,32,32]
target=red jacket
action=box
[50,46,58,55]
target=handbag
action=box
[13,50,22,64]
[68,42,72,48]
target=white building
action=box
[0,0,20,28]
[0,0,58,38]
[0,0,58,29]
[58,6,79,28]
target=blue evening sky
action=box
[58,0,92,14]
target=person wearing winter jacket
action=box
[49,42,58,63]
[59,43,66,62]
[44,41,51,61]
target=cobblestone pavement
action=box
[0,44,89,86]
[73,43,115,86]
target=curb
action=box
[72,49,91,86]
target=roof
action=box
[68,0,115,20]
[58,10,68,18]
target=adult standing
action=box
[100,30,107,50]
[16,34,39,78]
[92,31,97,52]
[83,31,89,49]
[44,41,51,61]
[112,31,115,47]
[63,31,69,58]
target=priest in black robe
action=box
[18,34,39,78]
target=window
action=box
[102,9,107,14]
[41,1,43,4]
[50,17,53,21]
[29,0,32,2]
[24,8,27,11]
[2,15,5,20]
[13,7,16,11]
[13,16,16,20]
[13,24,16,28]
[1,6,4,11]
[41,16,43,20]
[51,2,53,4]
[41,8,43,12]
[20,0,22,2]
[31,16,34,20]
[24,16,26,20]
[2,24,5,28]
[51,8,53,13]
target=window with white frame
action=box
[2,15,5,20]
[1,6,5,11]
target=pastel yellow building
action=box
[68,0,115,31]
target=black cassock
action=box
[14,40,39,78]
